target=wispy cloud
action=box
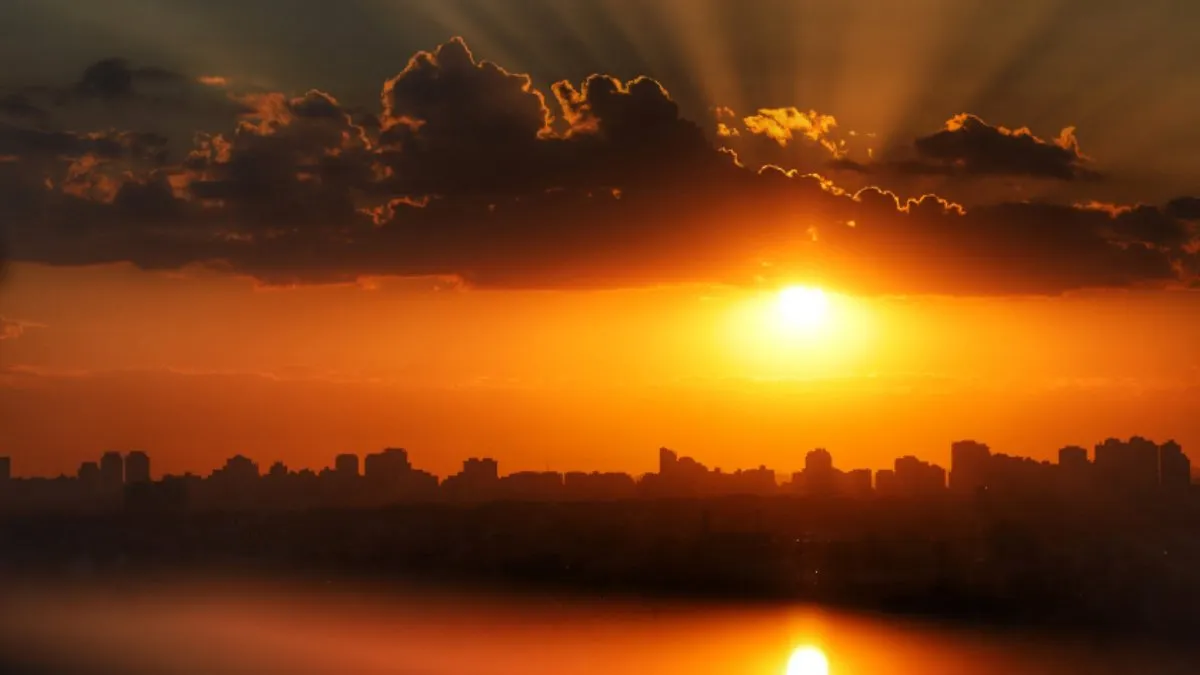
[0,316,45,341]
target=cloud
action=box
[0,58,251,130]
[0,39,1195,296]
[912,113,1096,180]
[832,114,1099,181]
[0,123,167,162]
[0,93,48,123]
[1166,196,1200,220]
[373,37,557,198]
[75,58,186,101]
[742,107,840,155]
[0,317,45,341]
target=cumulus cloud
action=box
[914,113,1095,179]
[0,39,1195,295]
[742,107,840,156]
[832,113,1099,182]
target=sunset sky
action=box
[2,0,1198,478]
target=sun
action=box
[777,286,830,332]
[785,646,830,675]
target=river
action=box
[0,580,1193,674]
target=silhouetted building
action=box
[219,455,260,481]
[209,455,261,509]
[987,453,1053,496]
[1058,445,1089,470]
[99,451,124,492]
[361,447,418,503]
[358,447,439,503]
[0,437,1191,514]
[501,471,564,500]
[875,469,897,497]
[463,457,499,481]
[1095,437,1159,492]
[659,447,678,475]
[843,469,873,498]
[335,453,360,477]
[806,448,833,472]
[125,451,151,484]
[950,440,990,494]
[364,447,411,481]
[443,457,501,501]
[732,466,778,496]
[127,474,189,515]
[1057,445,1091,491]
[800,448,838,497]
[563,471,637,500]
[0,456,9,483]
[894,455,945,496]
[77,461,100,492]
[650,447,712,496]
[1160,440,1191,492]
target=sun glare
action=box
[777,286,830,332]
[785,646,830,675]
[722,284,874,378]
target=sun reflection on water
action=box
[785,645,830,675]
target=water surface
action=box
[0,580,1192,674]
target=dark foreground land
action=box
[3,495,1200,646]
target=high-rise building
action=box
[77,461,100,491]
[500,471,564,500]
[803,448,837,496]
[335,453,360,477]
[1057,445,1091,489]
[364,448,411,481]
[99,451,124,491]
[658,447,678,476]
[929,463,948,493]
[875,469,898,497]
[1159,440,1191,491]
[0,456,10,483]
[125,451,151,484]
[950,440,990,494]
[563,471,637,500]
[843,469,873,497]
[443,457,501,501]
[1127,437,1161,489]
[1095,437,1159,492]
[462,457,499,481]
[895,455,946,496]
[218,455,260,481]
[1058,445,1089,469]
[805,448,833,472]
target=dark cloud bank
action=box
[1,38,1196,295]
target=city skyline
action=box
[0,434,1191,480]
[2,435,1189,505]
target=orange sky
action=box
[3,261,1198,478]
[2,2,1199,478]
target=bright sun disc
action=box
[785,646,830,675]
[777,286,830,331]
